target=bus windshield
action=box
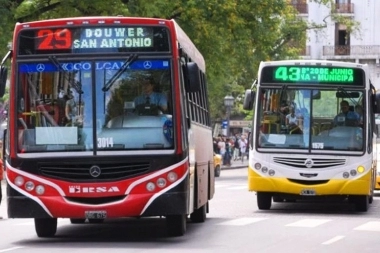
[257,87,364,151]
[17,58,174,152]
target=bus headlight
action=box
[25,181,35,191]
[15,176,25,187]
[261,167,268,173]
[254,163,261,170]
[35,185,45,195]
[167,172,178,182]
[268,169,275,176]
[350,170,357,176]
[157,178,167,188]
[343,172,350,178]
[146,182,156,192]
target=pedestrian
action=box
[217,137,226,156]
[233,135,240,160]
[223,138,232,166]
[239,135,248,163]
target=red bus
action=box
[0,16,214,237]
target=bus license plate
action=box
[300,189,316,196]
[85,211,107,219]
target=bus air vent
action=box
[273,157,346,168]
[39,162,150,181]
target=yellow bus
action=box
[243,60,380,212]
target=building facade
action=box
[292,0,380,89]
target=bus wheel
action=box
[350,195,369,212]
[215,165,221,177]
[70,218,86,224]
[166,214,186,237]
[190,202,207,223]
[257,192,272,210]
[35,218,57,237]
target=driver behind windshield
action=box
[333,100,360,127]
[134,76,168,113]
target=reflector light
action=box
[357,166,365,173]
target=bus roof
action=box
[172,20,205,72]
[259,59,368,69]
[15,16,169,27]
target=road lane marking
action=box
[0,247,24,252]
[217,217,268,226]
[286,219,331,227]
[322,235,345,245]
[354,221,380,231]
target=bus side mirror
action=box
[184,62,201,93]
[243,89,256,110]
[0,66,8,98]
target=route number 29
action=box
[37,29,72,50]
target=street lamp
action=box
[224,95,234,137]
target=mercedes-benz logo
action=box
[89,165,101,178]
[304,158,314,168]
[36,64,45,72]
[143,61,152,69]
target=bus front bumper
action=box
[248,167,372,196]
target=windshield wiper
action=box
[48,56,83,94]
[102,54,138,92]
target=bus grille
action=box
[39,162,150,181]
[272,157,346,168]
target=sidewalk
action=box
[221,156,249,170]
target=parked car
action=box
[214,153,222,177]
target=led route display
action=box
[260,65,365,86]
[17,26,170,55]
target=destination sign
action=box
[260,65,365,86]
[17,26,170,55]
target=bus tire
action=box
[257,192,272,210]
[351,195,369,212]
[166,214,186,237]
[70,218,86,224]
[369,189,374,204]
[215,165,221,177]
[190,201,207,223]
[35,218,57,237]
